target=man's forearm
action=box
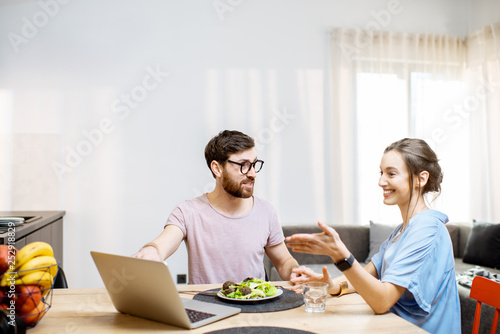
[277,256,300,280]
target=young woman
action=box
[286,138,460,334]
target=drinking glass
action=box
[303,282,328,313]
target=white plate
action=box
[217,288,283,302]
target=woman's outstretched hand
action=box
[285,221,350,262]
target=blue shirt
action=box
[371,210,461,334]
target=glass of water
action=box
[303,282,328,313]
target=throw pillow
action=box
[365,221,397,263]
[463,221,500,269]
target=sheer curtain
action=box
[465,22,500,222]
[329,28,468,225]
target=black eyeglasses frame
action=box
[226,159,264,174]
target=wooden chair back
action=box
[469,276,500,334]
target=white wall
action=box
[466,0,500,33]
[0,0,474,288]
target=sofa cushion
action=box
[455,223,472,258]
[463,221,500,269]
[332,225,369,262]
[365,221,397,263]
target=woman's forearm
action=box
[329,262,377,296]
[341,261,406,314]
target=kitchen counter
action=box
[0,210,65,265]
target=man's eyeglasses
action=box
[226,159,264,174]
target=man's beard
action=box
[221,169,254,198]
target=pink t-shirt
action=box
[166,194,284,284]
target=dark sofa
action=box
[264,222,500,334]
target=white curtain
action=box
[330,28,469,225]
[465,22,500,223]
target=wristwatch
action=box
[334,253,355,272]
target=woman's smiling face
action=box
[378,150,412,209]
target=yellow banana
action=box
[14,242,54,270]
[0,271,18,286]
[0,257,57,286]
[18,255,58,278]
[15,270,54,291]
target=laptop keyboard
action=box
[186,308,216,323]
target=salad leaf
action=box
[220,278,278,299]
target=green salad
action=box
[220,277,278,300]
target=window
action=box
[356,71,469,225]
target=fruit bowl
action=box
[0,263,57,328]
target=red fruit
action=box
[20,300,47,326]
[0,245,17,273]
[0,286,15,306]
[15,285,42,315]
[0,292,14,313]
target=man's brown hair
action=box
[204,130,255,178]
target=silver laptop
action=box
[90,251,241,329]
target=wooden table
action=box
[29,282,426,333]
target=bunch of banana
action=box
[0,242,58,293]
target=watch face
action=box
[336,261,351,271]
[335,254,354,272]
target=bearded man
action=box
[134,130,299,284]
